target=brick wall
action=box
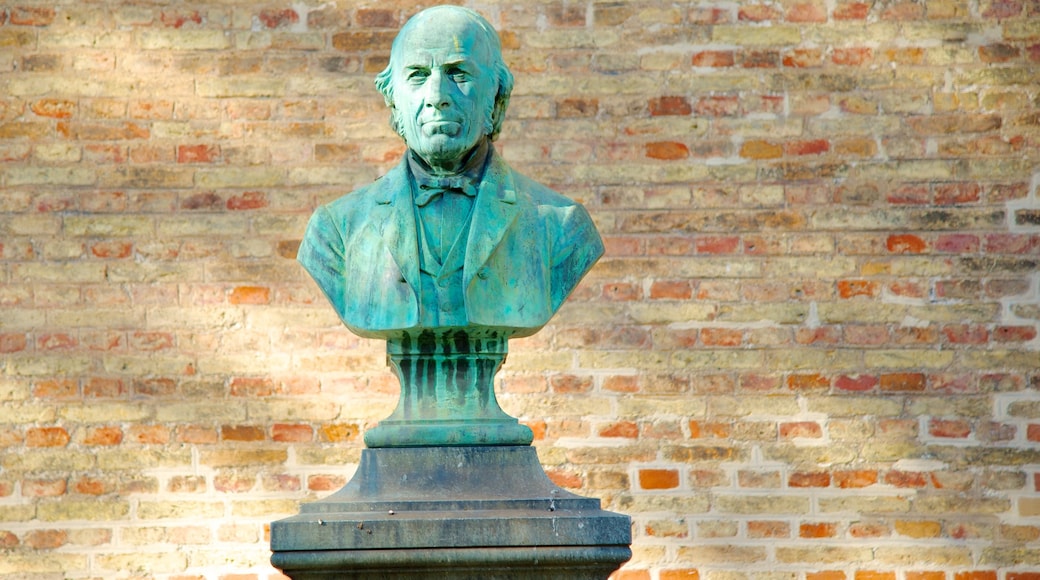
[1,1,1039,578]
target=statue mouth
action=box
[421,120,462,136]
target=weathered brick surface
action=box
[0,1,1038,578]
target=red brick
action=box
[319,423,359,443]
[603,282,642,301]
[886,234,928,253]
[906,573,945,580]
[24,529,67,550]
[695,96,739,117]
[31,98,75,119]
[748,520,790,538]
[160,10,202,28]
[934,234,979,253]
[23,478,67,497]
[646,141,689,160]
[227,191,268,211]
[835,374,877,392]
[701,328,742,347]
[259,8,299,29]
[983,0,1023,18]
[688,421,730,439]
[692,50,735,67]
[272,424,313,443]
[837,280,880,298]
[550,374,592,393]
[639,469,679,490]
[546,470,583,489]
[660,570,699,580]
[790,471,831,488]
[742,50,779,68]
[786,3,827,22]
[834,2,870,19]
[229,286,271,305]
[783,48,823,68]
[695,236,739,254]
[928,419,971,438]
[650,281,692,300]
[308,474,347,491]
[84,378,125,398]
[177,144,220,164]
[128,425,170,445]
[786,139,829,156]
[84,426,123,446]
[9,6,55,26]
[856,573,896,580]
[885,470,929,488]
[787,374,829,390]
[221,425,265,442]
[26,427,70,448]
[942,325,989,345]
[808,573,846,580]
[880,372,926,392]
[356,9,397,27]
[832,47,873,65]
[33,379,79,399]
[215,473,256,493]
[599,421,639,438]
[993,325,1038,342]
[38,333,78,351]
[834,470,878,488]
[73,477,108,496]
[557,98,598,118]
[780,421,823,439]
[178,426,218,445]
[648,97,691,116]
[740,140,783,159]
[953,573,997,580]
[800,522,837,538]
[604,376,639,393]
[935,183,981,204]
[90,240,133,259]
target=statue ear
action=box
[389,106,405,138]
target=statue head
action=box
[375,6,514,173]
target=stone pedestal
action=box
[270,446,631,579]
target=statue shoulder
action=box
[506,166,583,210]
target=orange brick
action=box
[638,469,679,490]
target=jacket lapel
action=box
[372,159,421,296]
[464,152,519,285]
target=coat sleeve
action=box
[297,206,349,319]
[549,202,604,313]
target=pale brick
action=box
[713,25,802,45]
[776,546,873,564]
[863,350,955,369]
[196,77,287,98]
[715,495,810,514]
[137,500,225,520]
[60,403,152,423]
[0,553,90,574]
[137,30,230,50]
[155,402,247,423]
[195,167,284,189]
[5,166,95,186]
[95,449,192,470]
[817,495,913,513]
[37,500,129,521]
[96,552,188,574]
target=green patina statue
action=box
[297,6,604,447]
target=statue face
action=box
[390,13,498,173]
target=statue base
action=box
[270,446,631,579]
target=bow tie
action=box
[414,175,478,206]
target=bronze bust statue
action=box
[296,6,604,446]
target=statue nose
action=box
[423,71,452,109]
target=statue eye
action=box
[406,69,429,83]
[446,66,469,82]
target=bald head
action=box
[375,6,514,157]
